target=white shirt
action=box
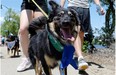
[68,0,89,8]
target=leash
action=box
[32,0,49,19]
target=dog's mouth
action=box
[60,27,75,41]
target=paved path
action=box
[0,46,115,75]
[0,46,79,75]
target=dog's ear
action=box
[48,1,62,22]
[48,1,61,22]
[49,0,60,10]
[68,8,81,26]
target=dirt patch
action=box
[83,48,115,75]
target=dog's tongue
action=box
[61,28,73,39]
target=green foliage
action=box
[82,41,89,53]
[93,27,115,47]
[91,0,115,47]
[0,8,20,37]
[100,0,115,47]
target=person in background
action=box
[1,36,5,46]
[60,0,105,70]
[17,0,48,72]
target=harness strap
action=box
[48,33,64,52]
[46,25,63,52]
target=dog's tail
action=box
[28,17,47,37]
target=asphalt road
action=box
[0,46,79,75]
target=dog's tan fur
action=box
[35,57,42,75]
[44,54,57,67]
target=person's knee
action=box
[79,31,84,38]
[19,28,28,36]
[79,31,84,35]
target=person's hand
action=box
[96,5,105,15]
[99,6,105,15]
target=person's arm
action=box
[94,0,101,5]
[60,0,66,7]
[94,0,105,15]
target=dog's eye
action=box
[60,11,64,14]
[68,11,73,16]
[58,11,64,17]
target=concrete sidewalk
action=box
[0,46,79,75]
[0,46,115,75]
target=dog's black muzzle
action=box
[60,16,72,28]
[62,21,71,28]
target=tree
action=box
[100,0,115,47]
[102,0,115,46]
[1,8,20,37]
[90,0,115,47]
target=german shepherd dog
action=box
[6,35,20,56]
[28,1,80,75]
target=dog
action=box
[28,1,80,75]
[6,35,20,56]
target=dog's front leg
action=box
[48,68,52,75]
[59,68,67,75]
[35,57,42,75]
[7,48,10,55]
[13,48,17,56]
[16,47,19,56]
[44,55,53,75]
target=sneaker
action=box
[17,57,32,72]
[78,58,88,70]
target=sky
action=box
[0,0,106,36]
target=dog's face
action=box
[49,1,80,40]
[6,35,16,42]
[53,9,77,39]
